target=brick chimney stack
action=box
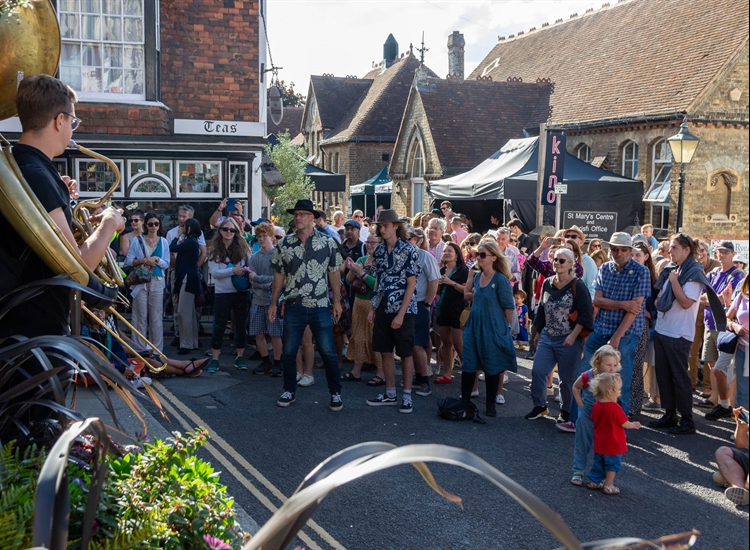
[447,31,465,80]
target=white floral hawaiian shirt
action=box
[371,239,421,314]
[271,231,343,308]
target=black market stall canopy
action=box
[305,164,346,192]
[428,137,643,238]
[350,167,392,217]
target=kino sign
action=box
[541,133,566,206]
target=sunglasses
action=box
[565,234,580,240]
[477,251,489,259]
[130,219,142,224]
[60,112,81,130]
[466,241,476,246]
[353,215,363,219]
[553,258,568,264]
[589,244,601,248]
[274,235,284,240]
[146,222,160,227]
[440,206,449,210]
[221,227,238,233]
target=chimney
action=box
[383,34,399,68]
[447,31,465,80]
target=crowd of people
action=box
[2,75,747,508]
[109,197,749,502]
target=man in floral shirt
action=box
[366,210,421,413]
[269,199,344,411]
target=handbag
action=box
[717,330,739,354]
[567,279,592,339]
[459,307,471,330]
[437,398,485,424]
[194,273,210,307]
[227,263,250,292]
[125,237,152,286]
[350,274,369,295]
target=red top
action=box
[591,401,629,455]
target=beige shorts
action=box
[701,328,719,362]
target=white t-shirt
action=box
[166,226,206,246]
[359,226,370,243]
[655,281,702,341]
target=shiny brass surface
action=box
[0,0,61,120]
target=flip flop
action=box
[367,375,385,387]
[185,358,209,377]
[434,375,453,385]
[341,372,361,382]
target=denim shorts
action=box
[414,302,431,348]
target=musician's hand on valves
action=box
[91,206,126,234]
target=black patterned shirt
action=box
[371,239,421,314]
[271,231,343,308]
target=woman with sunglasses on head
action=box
[525,248,593,428]
[125,212,170,354]
[460,238,518,416]
[206,218,252,373]
[120,209,145,259]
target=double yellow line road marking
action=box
[153,381,346,550]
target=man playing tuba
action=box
[0,74,125,337]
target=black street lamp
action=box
[667,116,700,232]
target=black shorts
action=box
[732,448,749,479]
[437,308,462,330]
[414,302,432,348]
[372,304,415,358]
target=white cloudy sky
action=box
[266,0,602,95]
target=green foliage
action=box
[0,0,32,18]
[0,442,45,550]
[262,131,315,226]
[67,428,247,550]
[272,80,306,107]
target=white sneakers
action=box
[298,374,315,387]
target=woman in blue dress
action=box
[462,238,518,416]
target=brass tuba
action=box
[0,0,167,372]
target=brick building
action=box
[1,0,268,230]
[470,0,749,239]
[388,31,554,217]
[300,35,436,215]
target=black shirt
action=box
[0,144,73,336]
[342,239,365,304]
[438,264,469,316]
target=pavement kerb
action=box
[73,385,261,536]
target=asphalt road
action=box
[145,341,749,550]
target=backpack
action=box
[437,398,485,424]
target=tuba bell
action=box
[0,0,167,372]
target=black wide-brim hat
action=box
[286,199,320,218]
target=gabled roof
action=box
[266,106,304,139]
[414,77,553,174]
[304,76,372,130]
[469,0,749,124]
[321,54,438,145]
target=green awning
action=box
[360,166,392,186]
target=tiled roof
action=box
[321,54,438,145]
[417,78,553,174]
[469,0,749,124]
[307,76,372,130]
[266,106,304,138]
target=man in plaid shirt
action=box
[570,233,651,424]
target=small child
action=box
[570,345,621,486]
[587,372,641,495]
[514,289,529,350]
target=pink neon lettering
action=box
[547,190,556,203]
[551,136,561,155]
[552,156,557,172]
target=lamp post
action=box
[667,116,700,232]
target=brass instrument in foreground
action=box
[0,0,166,372]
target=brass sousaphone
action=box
[0,0,167,372]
